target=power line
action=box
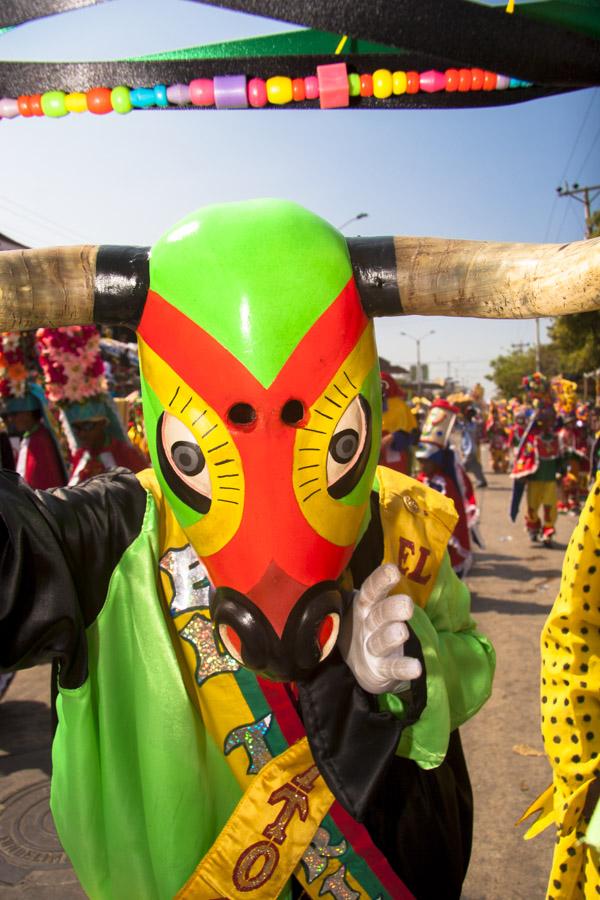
[560,89,598,178]
[575,122,600,181]
[554,191,573,242]
[0,197,88,241]
[544,88,598,241]
[433,355,491,363]
[0,194,89,244]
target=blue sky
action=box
[0,0,598,392]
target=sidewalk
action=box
[0,665,84,898]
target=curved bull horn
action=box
[348,236,600,319]
[0,245,149,330]
[2,234,598,329]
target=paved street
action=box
[461,465,574,900]
[0,462,577,898]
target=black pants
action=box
[364,729,473,899]
[293,730,473,899]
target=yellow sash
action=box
[176,737,334,899]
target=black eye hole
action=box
[172,440,205,476]
[281,399,305,426]
[228,403,256,426]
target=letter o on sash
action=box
[233,840,279,892]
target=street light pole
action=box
[399,330,435,395]
[337,212,369,231]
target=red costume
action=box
[15,422,67,490]
[0,331,67,490]
[511,410,565,544]
[35,326,149,486]
[558,418,590,512]
[70,436,148,484]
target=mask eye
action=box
[172,440,204,476]
[157,412,212,514]
[327,395,372,499]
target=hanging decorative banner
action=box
[0,1,598,113]
[189,0,600,84]
[0,0,106,30]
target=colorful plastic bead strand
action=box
[0,63,532,120]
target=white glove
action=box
[339,563,422,695]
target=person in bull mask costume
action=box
[0,199,597,899]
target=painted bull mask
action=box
[0,198,598,679]
[138,201,381,679]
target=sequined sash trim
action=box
[175,737,334,899]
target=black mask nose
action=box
[211,582,348,681]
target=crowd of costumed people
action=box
[380,368,600,559]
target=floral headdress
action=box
[35,326,127,451]
[36,326,108,406]
[0,331,40,411]
[522,372,553,404]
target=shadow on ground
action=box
[0,700,52,776]
[470,592,553,616]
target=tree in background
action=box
[486,345,561,398]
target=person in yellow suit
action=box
[521,474,600,897]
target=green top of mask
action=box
[149,199,353,388]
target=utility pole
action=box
[511,336,540,370]
[555,183,599,400]
[556,182,600,238]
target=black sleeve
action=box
[0,469,147,688]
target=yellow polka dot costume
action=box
[521,474,600,897]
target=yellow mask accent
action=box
[139,337,244,556]
[292,327,377,546]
